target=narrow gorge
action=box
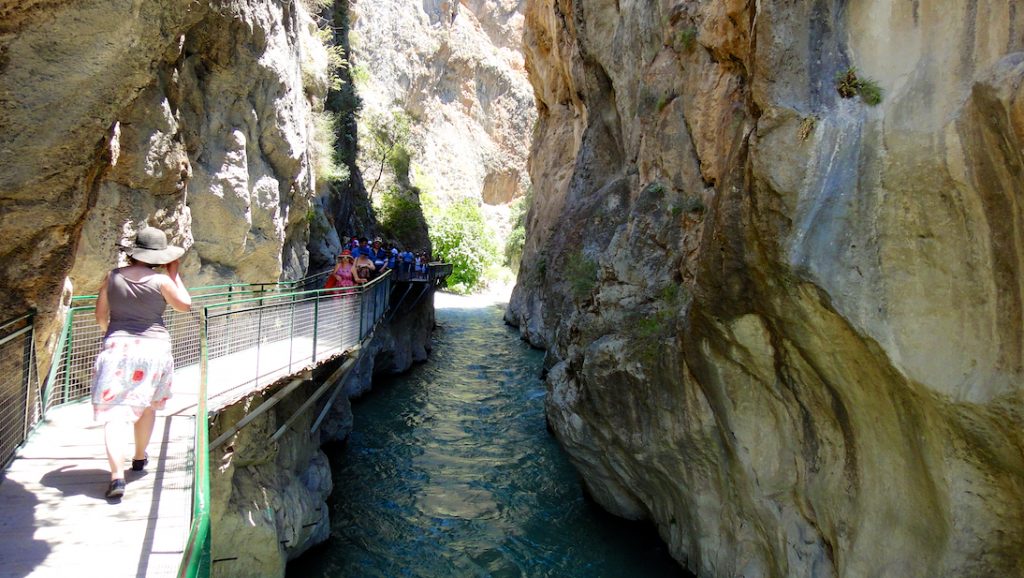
[2,0,1023,577]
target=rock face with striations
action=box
[348,0,535,232]
[507,1,1024,576]
[0,0,330,350]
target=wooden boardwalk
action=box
[0,404,194,578]
[0,333,355,578]
[0,270,406,577]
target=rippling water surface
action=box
[288,298,688,578]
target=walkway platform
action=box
[0,404,193,578]
[0,332,359,577]
[0,267,445,577]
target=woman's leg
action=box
[104,421,127,479]
[133,406,156,461]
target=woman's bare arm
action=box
[160,259,192,312]
[95,271,111,333]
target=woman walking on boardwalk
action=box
[91,227,191,499]
[325,250,365,290]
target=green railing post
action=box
[40,311,71,416]
[59,313,74,407]
[358,288,366,340]
[288,292,296,374]
[312,292,320,363]
[255,305,263,387]
[178,307,211,578]
[23,313,36,439]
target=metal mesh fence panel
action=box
[314,290,360,361]
[289,297,317,369]
[204,308,258,405]
[43,270,395,414]
[0,315,38,468]
[47,307,104,410]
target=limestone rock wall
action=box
[508,1,1024,576]
[0,0,329,357]
[348,0,535,236]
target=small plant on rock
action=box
[565,251,598,300]
[311,111,348,185]
[835,67,883,106]
[798,116,817,141]
[673,27,697,52]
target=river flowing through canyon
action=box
[287,294,689,577]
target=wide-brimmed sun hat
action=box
[123,227,185,265]
[338,250,354,261]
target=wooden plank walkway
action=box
[0,331,356,578]
[0,404,194,578]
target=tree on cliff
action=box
[366,110,412,197]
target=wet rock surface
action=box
[507,1,1024,576]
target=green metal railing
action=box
[175,271,391,578]
[42,269,335,412]
[178,309,211,578]
[0,267,395,578]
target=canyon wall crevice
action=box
[508,0,1024,576]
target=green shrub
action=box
[428,198,497,292]
[366,110,413,195]
[858,78,883,106]
[504,189,532,271]
[388,144,411,182]
[632,284,688,364]
[673,27,697,52]
[644,181,666,196]
[378,186,423,247]
[565,251,598,300]
[835,67,883,106]
[504,226,526,271]
[349,64,370,85]
[311,111,348,185]
[535,255,547,282]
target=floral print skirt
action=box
[91,335,174,423]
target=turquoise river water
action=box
[288,297,690,578]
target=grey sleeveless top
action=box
[105,268,169,339]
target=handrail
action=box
[0,312,34,336]
[175,268,394,576]
[202,271,390,313]
[70,268,335,303]
[177,308,211,578]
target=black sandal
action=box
[106,479,125,499]
[131,453,148,472]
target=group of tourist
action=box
[325,235,432,289]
